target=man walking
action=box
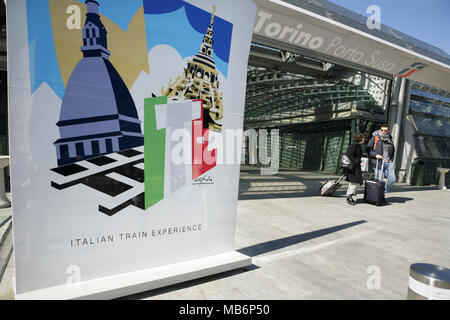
[366,124,396,201]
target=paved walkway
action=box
[0,192,12,231]
[2,170,450,300]
[127,168,450,300]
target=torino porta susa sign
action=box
[254,9,397,73]
[253,0,450,92]
[7,0,256,299]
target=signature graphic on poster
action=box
[45,0,233,216]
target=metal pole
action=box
[407,263,450,300]
[393,79,410,173]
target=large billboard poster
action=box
[7,0,256,296]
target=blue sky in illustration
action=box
[26,0,233,98]
[27,0,144,98]
[143,0,233,77]
[26,0,65,98]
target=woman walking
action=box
[345,133,365,205]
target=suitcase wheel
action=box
[376,202,380,206]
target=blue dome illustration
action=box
[54,0,143,166]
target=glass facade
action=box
[411,115,450,139]
[409,82,450,159]
[245,43,390,129]
[408,82,450,186]
[244,43,390,172]
[410,99,450,119]
[410,88,450,104]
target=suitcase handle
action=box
[375,159,385,180]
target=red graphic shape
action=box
[192,100,217,180]
[398,69,418,78]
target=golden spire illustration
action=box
[161,6,224,132]
[210,5,216,24]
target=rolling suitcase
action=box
[364,159,385,206]
[320,175,346,196]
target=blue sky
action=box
[327,0,450,56]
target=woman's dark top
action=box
[345,142,363,185]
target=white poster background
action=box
[7,0,256,294]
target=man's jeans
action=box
[374,161,396,194]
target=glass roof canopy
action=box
[245,69,385,128]
[282,0,450,66]
[244,0,450,130]
[244,43,389,129]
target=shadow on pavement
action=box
[386,196,414,204]
[237,220,367,257]
[0,215,11,229]
[239,167,439,201]
[239,171,343,200]
[119,220,368,299]
[118,264,261,300]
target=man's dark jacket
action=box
[366,130,395,165]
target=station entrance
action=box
[243,41,392,174]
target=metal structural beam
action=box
[245,43,389,129]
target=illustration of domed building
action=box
[162,6,224,132]
[54,0,144,166]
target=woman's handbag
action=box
[360,157,369,172]
[340,154,354,170]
